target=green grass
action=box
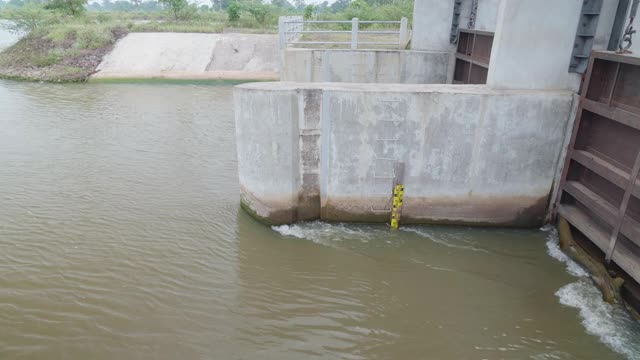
[44,23,119,49]
[131,21,225,33]
[30,51,62,66]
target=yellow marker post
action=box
[390,184,404,229]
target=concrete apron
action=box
[93,33,280,81]
[234,82,574,227]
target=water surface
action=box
[0,22,21,50]
[0,80,638,359]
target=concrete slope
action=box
[93,32,279,80]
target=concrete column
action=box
[411,0,456,52]
[594,0,620,50]
[474,0,501,32]
[627,1,640,53]
[487,0,583,91]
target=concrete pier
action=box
[235,82,573,226]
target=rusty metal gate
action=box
[555,51,640,298]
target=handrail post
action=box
[351,17,359,49]
[399,17,408,49]
[278,17,285,49]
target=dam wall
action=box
[282,49,452,84]
[235,82,574,226]
[93,33,280,80]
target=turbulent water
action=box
[0,79,638,359]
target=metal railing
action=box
[279,17,410,50]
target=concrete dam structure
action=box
[235,0,640,240]
[235,82,573,226]
[234,0,640,319]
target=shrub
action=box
[373,0,412,23]
[244,1,270,25]
[44,0,88,16]
[177,4,198,21]
[46,24,78,44]
[343,0,373,21]
[1,3,56,34]
[303,4,313,20]
[31,51,62,66]
[227,1,240,22]
[158,0,188,21]
[96,12,112,23]
[76,26,114,49]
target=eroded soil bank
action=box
[0,26,127,82]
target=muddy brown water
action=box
[0,79,639,359]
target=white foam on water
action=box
[271,222,382,246]
[556,280,640,360]
[401,226,489,253]
[271,224,306,239]
[542,226,588,277]
[542,226,640,359]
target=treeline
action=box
[0,0,413,22]
[0,0,413,33]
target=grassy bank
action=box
[0,12,278,82]
[0,22,128,82]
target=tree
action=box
[343,0,371,20]
[243,1,270,25]
[158,0,187,21]
[226,1,239,21]
[329,0,350,12]
[315,1,328,13]
[44,0,87,15]
[303,3,313,20]
[211,0,229,10]
[1,3,54,33]
[271,0,292,9]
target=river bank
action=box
[0,25,127,82]
[0,21,278,82]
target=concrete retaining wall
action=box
[282,49,451,84]
[235,82,574,227]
